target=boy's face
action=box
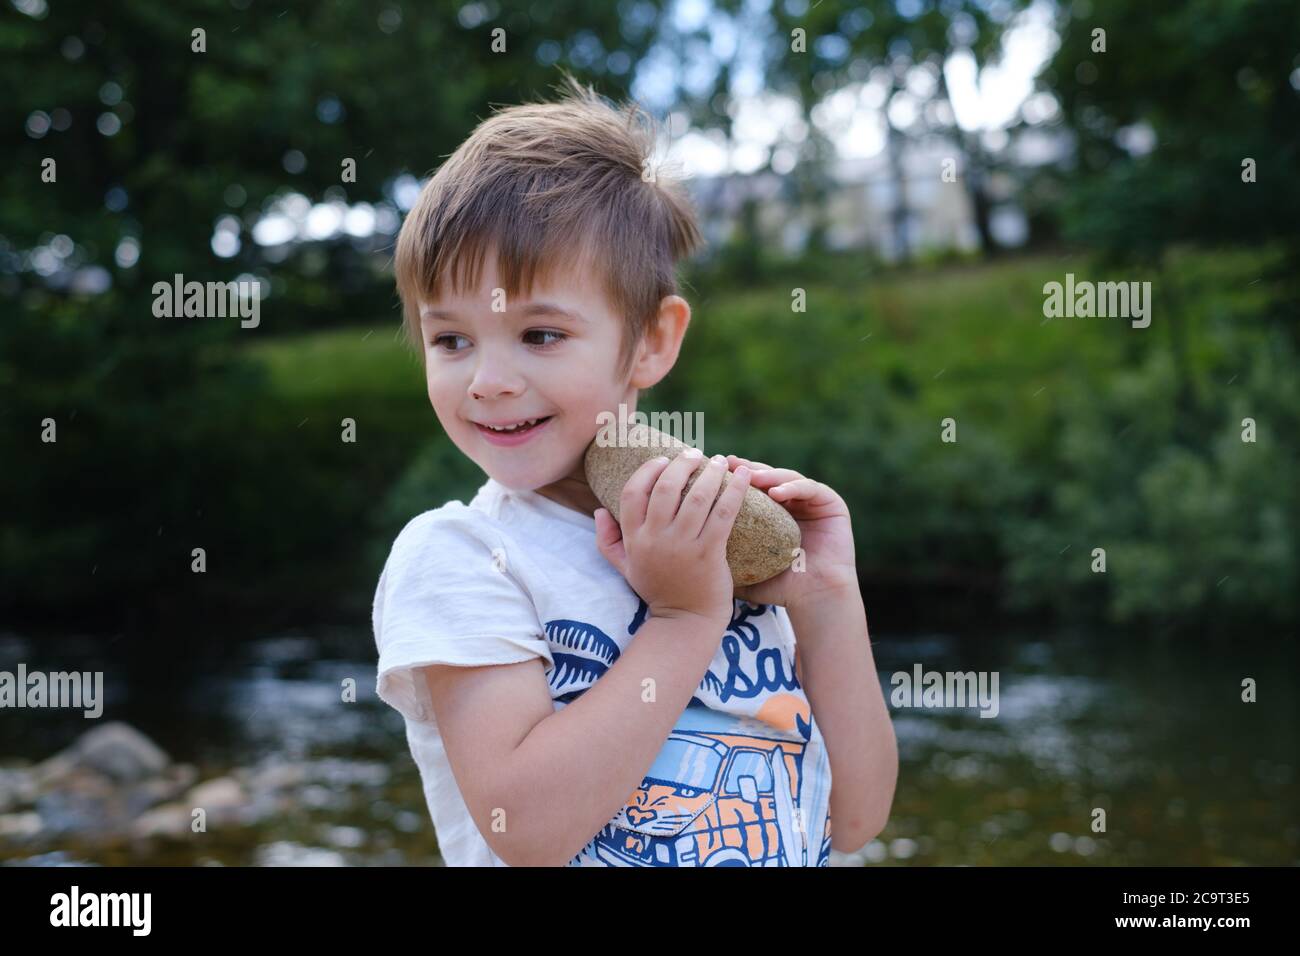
[419,250,670,514]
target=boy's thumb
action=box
[593,508,626,574]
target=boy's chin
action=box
[482,447,589,494]
[496,479,538,493]
[487,470,553,494]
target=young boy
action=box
[373,76,897,866]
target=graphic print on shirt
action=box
[548,599,799,711]
[543,598,833,866]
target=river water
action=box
[1,627,1295,865]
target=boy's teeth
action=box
[486,418,541,432]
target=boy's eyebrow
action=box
[522,302,590,323]
[421,302,590,324]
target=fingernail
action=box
[683,447,703,459]
[736,466,749,477]
[711,454,725,465]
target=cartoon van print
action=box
[547,602,833,866]
[569,706,831,867]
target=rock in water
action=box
[584,422,800,586]
[34,721,170,786]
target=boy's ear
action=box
[628,295,691,390]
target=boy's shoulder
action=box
[385,479,583,574]
[389,498,495,557]
[385,480,529,561]
[392,498,474,538]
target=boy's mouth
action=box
[474,415,554,445]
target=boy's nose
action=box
[467,365,524,400]
[470,381,521,400]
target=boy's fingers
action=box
[646,450,705,531]
[726,454,774,472]
[677,454,728,539]
[620,456,671,532]
[743,467,804,487]
[768,477,818,501]
[724,454,805,487]
[703,465,750,540]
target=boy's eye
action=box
[431,333,470,352]
[523,329,567,349]
[431,330,567,352]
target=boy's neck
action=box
[533,473,601,520]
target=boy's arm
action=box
[422,608,727,867]
[788,579,898,854]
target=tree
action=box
[1040,0,1300,307]
[0,0,665,629]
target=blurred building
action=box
[683,130,1070,262]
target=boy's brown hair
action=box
[394,73,704,382]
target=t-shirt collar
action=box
[483,477,597,531]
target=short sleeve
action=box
[372,510,554,724]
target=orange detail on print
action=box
[574,718,818,866]
[754,692,811,734]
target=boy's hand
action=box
[724,454,858,611]
[595,449,751,626]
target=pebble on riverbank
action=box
[0,720,390,853]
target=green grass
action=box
[231,246,1293,628]
[678,247,1273,447]
[245,247,1271,415]
[237,247,1276,488]
[249,322,425,402]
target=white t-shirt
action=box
[372,476,833,867]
